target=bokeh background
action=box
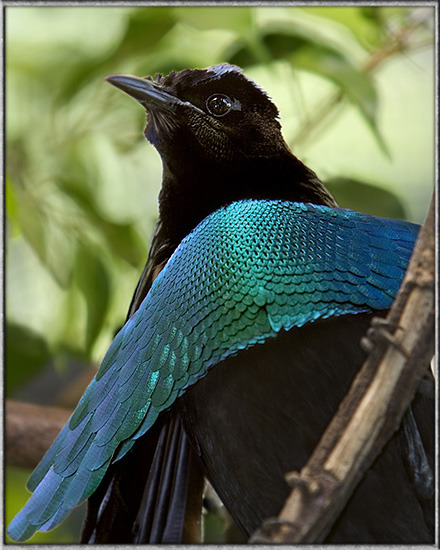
[4,5,435,543]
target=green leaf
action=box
[53,8,177,104]
[224,39,258,68]
[16,195,48,270]
[5,323,51,397]
[99,220,144,267]
[325,177,407,219]
[292,44,390,158]
[262,32,308,58]
[290,44,389,156]
[5,175,18,221]
[113,8,177,61]
[45,218,76,288]
[300,6,385,48]
[75,244,110,353]
[174,6,253,33]
[59,176,144,267]
[5,175,21,238]
[225,14,360,68]
[13,187,75,288]
[54,54,112,105]
[247,23,378,124]
[293,46,376,118]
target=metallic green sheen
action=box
[8,200,419,541]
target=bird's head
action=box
[106,63,336,240]
[106,64,287,161]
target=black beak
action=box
[105,74,177,110]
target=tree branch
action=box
[251,194,435,543]
[5,400,71,469]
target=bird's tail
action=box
[81,413,204,543]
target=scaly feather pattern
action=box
[8,199,419,541]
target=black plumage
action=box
[83,64,433,544]
[81,63,342,544]
[8,63,433,544]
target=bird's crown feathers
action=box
[150,63,278,118]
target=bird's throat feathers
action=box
[158,150,336,246]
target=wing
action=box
[7,199,419,541]
[81,215,201,544]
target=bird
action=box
[7,63,434,544]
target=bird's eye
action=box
[206,94,233,117]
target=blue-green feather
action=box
[7,199,419,541]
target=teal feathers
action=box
[8,200,419,541]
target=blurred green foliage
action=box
[5,5,434,544]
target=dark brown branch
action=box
[251,194,435,543]
[5,400,72,469]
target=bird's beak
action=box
[105,74,178,110]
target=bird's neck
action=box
[158,149,336,247]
